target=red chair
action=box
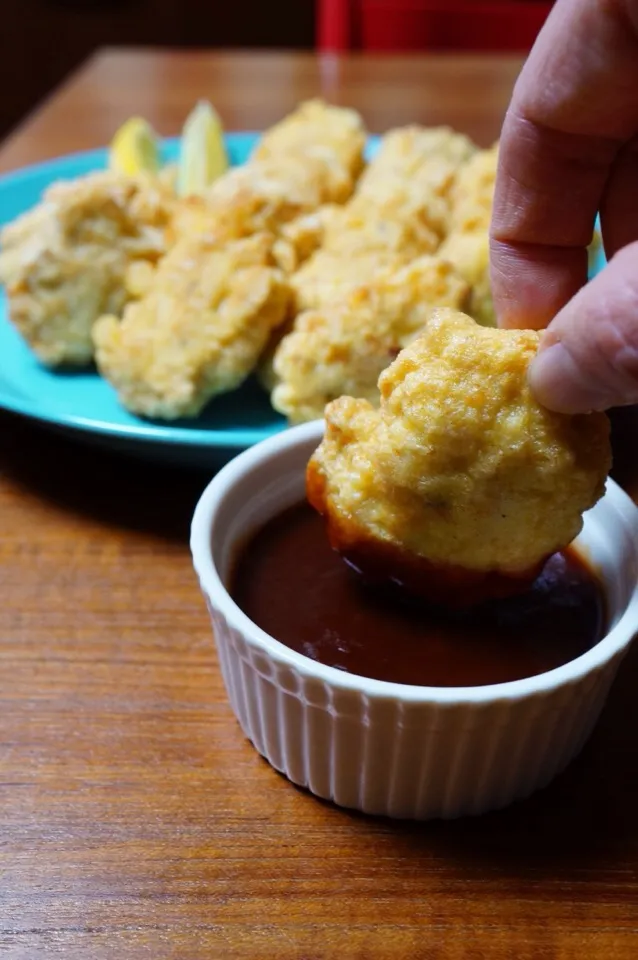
[318,0,554,53]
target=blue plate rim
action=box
[0,390,281,447]
[0,133,262,190]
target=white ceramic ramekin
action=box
[191,420,638,820]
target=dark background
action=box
[0,0,315,139]
[0,0,556,142]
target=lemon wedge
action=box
[109,117,160,176]
[177,100,228,197]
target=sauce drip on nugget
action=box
[307,309,611,606]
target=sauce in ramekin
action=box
[230,502,606,687]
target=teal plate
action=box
[0,134,603,467]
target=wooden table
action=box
[1,49,638,959]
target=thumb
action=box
[530,241,638,413]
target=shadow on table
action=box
[6,405,638,884]
[338,639,638,882]
[0,411,210,543]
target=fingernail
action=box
[530,341,609,414]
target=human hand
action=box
[490,0,638,412]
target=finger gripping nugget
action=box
[307,310,611,606]
[0,172,174,366]
[272,257,469,423]
[93,233,290,420]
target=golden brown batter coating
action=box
[272,207,340,272]
[438,230,494,326]
[287,125,475,312]
[439,145,498,326]
[168,102,366,260]
[447,143,498,233]
[252,99,366,182]
[290,248,407,313]
[0,172,174,366]
[272,258,469,423]
[308,310,611,605]
[170,155,354,249]
[289,198,441,312]
[93,233,290,420]
[357,126,477,237]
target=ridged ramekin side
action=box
[205,594,625,820]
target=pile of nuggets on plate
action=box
[0,99,497,423]
[0,99,613,601]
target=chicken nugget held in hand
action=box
[307,309,611,607]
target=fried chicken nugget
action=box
[287,126,475,310]
[171,153,354,248]
[93,233,290,419]
[273,257,469,423]
[291,126,474,267]
[171,100,365,247]
[252,99,366,182]
[273,206,341,272]
[273,189,438,279]
[447,143,498,233]
[439,145,498,326]
[439,230,494,326]
[290,200,442,311]
[328,194,441,258]
[0,172,174,366]
[290,248,407,313]
[307,310,611,606]
[356,126,477,237]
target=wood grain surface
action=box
[1,50,638,960]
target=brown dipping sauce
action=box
[230,502,607,687]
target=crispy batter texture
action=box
[171,155,353,247]
[170,102,367,248]
[308,309,610,589]
[93,234,290,419]
[361,126,476,182]
[289,198,442,312]
[272,257,469,423]
[274,206,342,272]
[0,172,174,366]
[252,99,366,180]
[290,249,407,313]
[439,145,498,326]
[325,195,440,258]
[288,125,475,311]
[357,126,477,237]
[439,230,494,326]
[447,143,498,232]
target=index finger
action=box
[490,0,638,329]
